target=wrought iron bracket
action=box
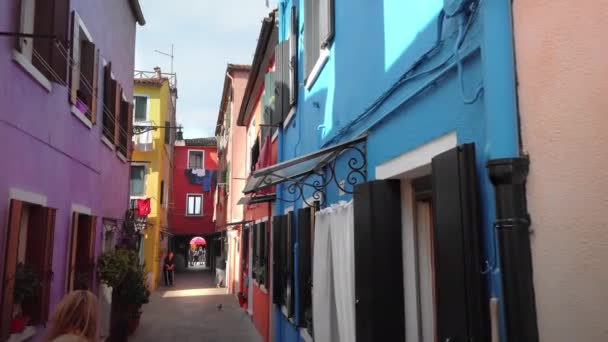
[264,141,367,207]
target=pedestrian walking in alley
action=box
[46,290,98,342]
[164,251,175,287]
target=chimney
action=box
[154,66,162,78]
[174,126,185,146]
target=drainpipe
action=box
[481,1,539,341]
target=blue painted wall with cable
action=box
[274,0,522,341]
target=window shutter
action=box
[262,72,275,138]
[272,215,282,304]
[431,143,488,341]
[102,64,113,140]
[86,216,97,292]
[0,200,24,341]
[319,0,335,48]
[253,223,259,280]
[272,41,287,125]
[285,212,295,317]
[127,103,133,158]
[69,12,80,105]
[281,40,290,121]
[297,207,312,326]
[23,206,56,324]
[32,0,54,81]
[261,222,267,286]
[165,121,171,144]
[353,180,404,342]
[119,99,129,155]
[67,212,79,292]
[289,6,299,107]
[304,0,318,78]
[51,0,70,83]
[80,42,98,122]
[113,82,122,144]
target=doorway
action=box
[67,212,97,292]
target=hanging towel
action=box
[136,198,151,216]
[192,168,206,177]
[185,169,205,185]
[202,170,217,192]
[133,121,154,152]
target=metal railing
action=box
[134,70,177,89]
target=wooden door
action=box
[67,212,79,292]
[1,200,24,340]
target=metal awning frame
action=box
[245,135,367,207]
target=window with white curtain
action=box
[186,194,203,216]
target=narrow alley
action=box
[130,269,261,342]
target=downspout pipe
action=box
[481,1,539,341]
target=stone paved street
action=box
[130,268,262,342]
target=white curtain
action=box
[313,201,356,342]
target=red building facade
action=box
[169,137,218,237]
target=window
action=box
[14,0,69,86]
[304,0,334,82]
[67,212,97,292]
[273,7,299,125]
[252,222,268,287]
[117,95,132,157]
[164,120,171,144]
[186,194,203,216]
[250,137,260,173]
[69,12,99,124]
[130,165,146,197]
[272,213,295,317]
[188,150,204,169]
[133,96,148,122]
[102,63,116,141]
[1,200,56,340]
[160,181,165,206]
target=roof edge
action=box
[129,0,146,25]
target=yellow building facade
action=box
[131,69,176,290]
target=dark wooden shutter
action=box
[260,222,267,286]
[289,5,299,107]
[127,103,134,158]
[86,216,97,291]
[67,212,79,292]
[273,40,289,125]
[119,99,129,155]
[253,223,259,280]
[353,180,404,342]
[1,200,24,341]
[80,42,98,122]
[52,0,70,83]
[319,0,335,48]
[272,216,282,304]
[297,207,312,326]
[32,0,54,80]
[113,82,122,144]
[69,12,80,105]
[431,143,488,342]
[165,121,171,144]
[23,206,56,324]
[285,212,295,317]
[102,63,113,140]
[304,0,318,78]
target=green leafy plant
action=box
[113,266,150,308]
[14,263,40,304]
[97,248,138,288]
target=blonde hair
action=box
[47,290,98,341]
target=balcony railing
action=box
[134,70,177,89]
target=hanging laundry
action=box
[202,170,217,192]
[133,121,154,151]
[184,169,205,185]
[192,168,206,177]
[136,198,151,216]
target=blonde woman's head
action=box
[47,290,98,341]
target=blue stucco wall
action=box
[274,0,520,341]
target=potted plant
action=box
[11,263,40,334]
[97,248,147,341]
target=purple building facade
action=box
[0,0,144,340]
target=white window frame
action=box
[133,94,150,122]
[13,0,52,92]
[187,149,205,169]
[70,11,94,129]
[186,193,204,216]
[129,163,147,199]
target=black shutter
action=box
[297,207,312,327]
[289,6,298,107]
[261,222,267,286]
[304,0,319,78]
[272,216,283,304]
[319,0,335,48]
[253,223,259,280]
[32,0,55,81]
[285,212,295,317]
[273,40,291,124]
[431,143,488,342]
[353,180,404,342]
[160,181,165,205]
[165,121,171,144]
[52,0,70,83]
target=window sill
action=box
[185,214,204,217]
[101,136,115,151]
[300,328,314,342]
[71,106,93,129]
[304,48,330,91]
[116,151,127,163]
[283,106,296,130]
[13,49,52,92]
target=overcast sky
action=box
[135,0,277,139]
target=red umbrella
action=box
[190,236,206,245]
